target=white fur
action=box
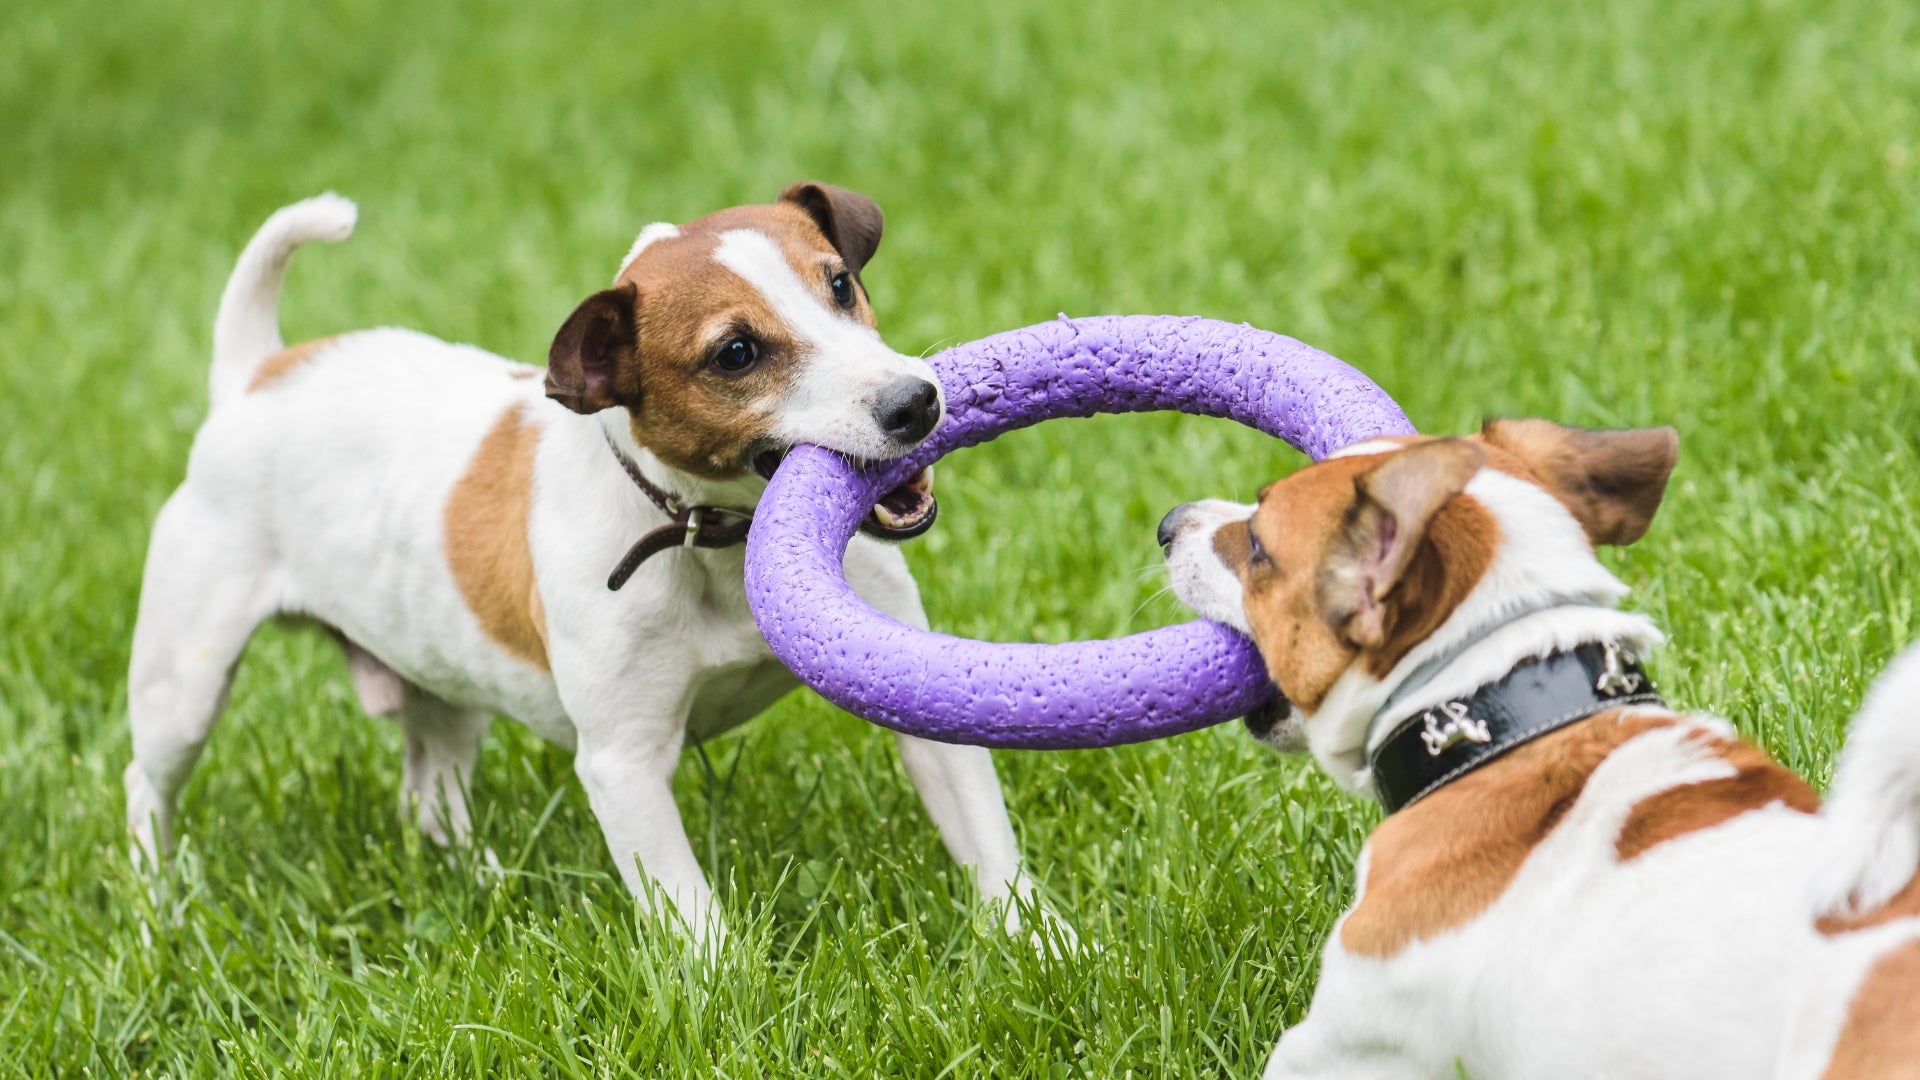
[712,229,944,460]
[209,193,357,409]
[1159,499,1255,634]
[1808,644,1920,918]
[1325,437,1407,460]
[1266,718,1835,1079]
[127,198,1045,948]
[1163,443,1920,1077]
[1332,469,1659,787]
[616,222,679,281]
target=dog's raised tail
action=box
[209,193,357,409]
[1809,643,1920,922]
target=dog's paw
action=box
[999,897,1085,958]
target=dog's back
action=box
[184,206,572,730]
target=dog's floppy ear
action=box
[779,181,883,273]
[546,284,638,415]
[1480,419,1679,546]
[1319,439,1485,650]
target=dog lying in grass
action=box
[124,185,1050,946]
[1160,421,1919,1078]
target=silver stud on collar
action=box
[1419,700,1492,757]
[1595,642,1645,697]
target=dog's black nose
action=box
[875,379,941,444]
[1156,505,1188,550]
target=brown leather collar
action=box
[604,433,753,591]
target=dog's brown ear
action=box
[1481,419,1679,546]
[546,284,638,415]
[779,181,883,273]
[1319,439,1485,650]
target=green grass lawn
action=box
[5,0,1920,1074]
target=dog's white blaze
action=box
[712,228,941,459]
[1326,438,1405,460]
[615,222,680,281]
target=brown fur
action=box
[1225,451,1499,713]
[1214,423,1673,714]
[1360,493,1501,679]
[1613,732,1819,861]
[444,404,549,669]
[1479,419,1679,547]
[249,335,342,393]
[548,196,880,479]
[1821,939,1920,1079]
[1212,519,1251,568]
[1340,710,1680,958]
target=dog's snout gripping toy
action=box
[745,315,1412,749]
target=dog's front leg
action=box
[893,736,1022,901]
[570,720,719,943]
[843,538,1071,944]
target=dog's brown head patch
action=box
[1188,421,1678,715]
[545,185,894,479]
[1214,438,1499,712]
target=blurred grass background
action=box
[3,0,1919,1074]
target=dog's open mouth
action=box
[1242,693,1293,739]
[753,450,939,541]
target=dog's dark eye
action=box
[1246,524,1269,565]
[713,337,760,373]
[829,271,856,310]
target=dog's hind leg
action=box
[894,735,1026,902]
[842,542,1067,944]
[323,630,488,847]
[124,491,275,870]
[393,690,490,848]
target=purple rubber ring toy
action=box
[744,314,1414,750]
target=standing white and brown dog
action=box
[126,184,1045,944]
[1161,422,1920,1078]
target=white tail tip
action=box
[209,194,359,408]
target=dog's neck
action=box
[595,411,767,516]
[1306,469,1668,792]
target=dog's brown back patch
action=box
[1821,938,1920,1079]
[445,404,549,670]
[1614,733,1819,861]
[1340,710,1678,959]
[250,335,344,393]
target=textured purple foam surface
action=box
[745,315,1414,749]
